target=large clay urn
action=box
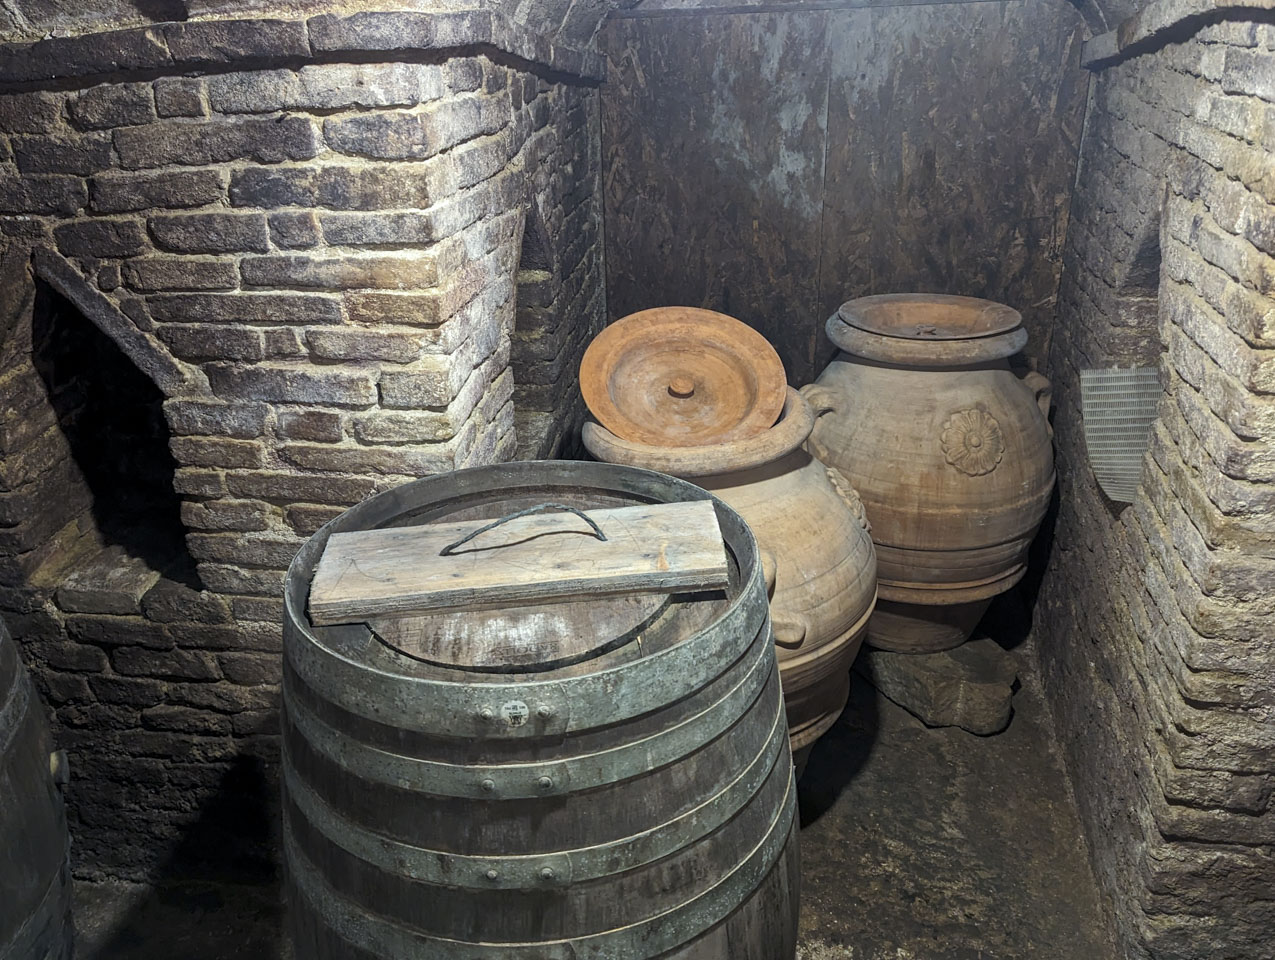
[584,387,879,771]
[804,294,1054,654]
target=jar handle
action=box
[798,383,841,416]
[772,614,809,650]
[799,384,842,465]
[1022,371,1053,437]
[759,550,808,647]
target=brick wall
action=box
[1037,13,1275,958]
[0,14,606,880]
[0,1,618,54]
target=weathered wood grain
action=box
[818,0,1089,366]
[600,0,1089,380]
[601,10,832,384]
[309,500,729,624]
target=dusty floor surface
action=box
[796,669,1116,959]
[74,657,1115,960]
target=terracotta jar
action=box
[804,294,1055,654]
[584,387,879,771]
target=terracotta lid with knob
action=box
[580,307,787,447]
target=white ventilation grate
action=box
[1080,367,1161,504]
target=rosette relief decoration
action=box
[941,408,1004,476]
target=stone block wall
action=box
[0,12,606,880]
[1036,11,1275,958]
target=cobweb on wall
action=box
[1080,367,1161,504]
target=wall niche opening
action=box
[512,204,562,460]
[1110,218,1164,365]
[1076,216,1164,509]
[29,278,198,588]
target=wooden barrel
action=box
[0,616,74,960]
[282,461,799,959]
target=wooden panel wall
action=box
[600,0,1089,384]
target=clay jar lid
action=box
[583,386,814,478]
[828,294,1028,367]
[580,307,787,447]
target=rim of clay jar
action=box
[828,294,1028,366]
[582,386,813,477]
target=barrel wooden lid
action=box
[288,464,760,733]
[580,307,787,447]
[308,500,730,673]
[368,594,670,673]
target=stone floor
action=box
[74,653,1116,960]
[797,671,1116,959]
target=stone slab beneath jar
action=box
[854,637,1018,736]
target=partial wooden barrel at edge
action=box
[0,616,74,960]
[282,460,800,959]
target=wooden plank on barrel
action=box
[308,500,728,626]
